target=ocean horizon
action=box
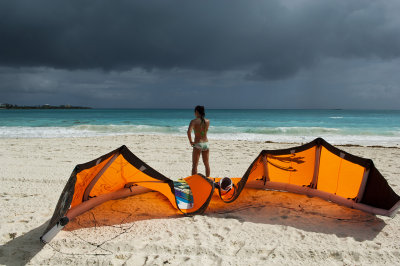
[1,108,399,147]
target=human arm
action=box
[187,120,195,146]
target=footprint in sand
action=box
[212,233,224,241]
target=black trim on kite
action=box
[119,145,170,182]
[260,138,319,156]
[360,163,400,210]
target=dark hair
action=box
[194,105,205,124]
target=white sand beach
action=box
[1,135,400,265]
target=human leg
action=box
[192,147,201,175]
[201,149,210,177]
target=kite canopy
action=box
[41,138,400,243]
[41,145,215,243]
[240,138,400,216]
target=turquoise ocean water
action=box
[1,109,399,146]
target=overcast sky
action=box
[1,0,400,109]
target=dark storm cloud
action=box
[2,56,400,109]
[1,0,400,80]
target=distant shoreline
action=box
[0,104,91,109]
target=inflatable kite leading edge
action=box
[40,138,400,243]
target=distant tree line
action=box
[0,103,91,109]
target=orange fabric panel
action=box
[89,155,126,196]
[231,177,241,185]
[288,147,315,186]
[317,147,341,194]
[317,147,365,198]
[90,155,173,201]
[267,147,315,186]
[335,159,365,199]
[71,155,113,208]
[247,157,265,182]
[136,182,177,209]
[181,175,213,214]
[268,155,291,183]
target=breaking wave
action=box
[1,124,399,146]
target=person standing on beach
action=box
[187,106,210,177]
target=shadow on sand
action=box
[0,222,48,266]
[0,192,179,265]
[208,188,387,241]
[0,189,387,264]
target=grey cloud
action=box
[2,56,400,109]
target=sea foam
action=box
[1,124,399,147]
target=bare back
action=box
[191,118,209,142]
